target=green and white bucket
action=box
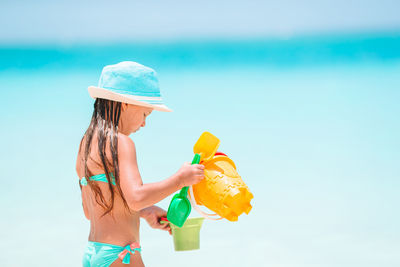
[166,217,205,251]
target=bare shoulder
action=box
[117,134,136,158]
[75,133,138,178]
[116,134,142,184]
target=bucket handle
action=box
[188,185,223,220]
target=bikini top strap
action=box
[80,173,116,186]
[80,177,88,186]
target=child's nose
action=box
[141,120,146,127]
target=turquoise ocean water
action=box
[0,33,399,266]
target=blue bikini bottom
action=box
[82,240,142,267]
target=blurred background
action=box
[0,0,399,266]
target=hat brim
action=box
[88,86,172,112]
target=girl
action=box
[75,61,205,267]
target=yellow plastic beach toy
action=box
[162,132,253,252]
[189,149,253,221]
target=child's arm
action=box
[118,135,204,211]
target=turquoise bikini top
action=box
[80,173,116,186]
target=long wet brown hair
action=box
[79,98,131,217]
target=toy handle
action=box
[192,153,201,164]
[159,217,169,224]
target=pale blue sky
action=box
[0,0,400,44]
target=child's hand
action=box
[140,205,171,235]
[177,162,205,187]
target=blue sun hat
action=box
[88,61,172,112]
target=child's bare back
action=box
[76,133,141,246]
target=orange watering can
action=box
[188,135,253,221]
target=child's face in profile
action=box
[120,103,153,134]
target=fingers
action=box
[193,164,205,175]
[178,162,206,187]
[157,218,171,230]
[194,164,205,169]
[194,165,204,176]
[158,221,171,233]
[155,223,167,230]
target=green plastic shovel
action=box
[166,132,220,227]
[167,154,200,227]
